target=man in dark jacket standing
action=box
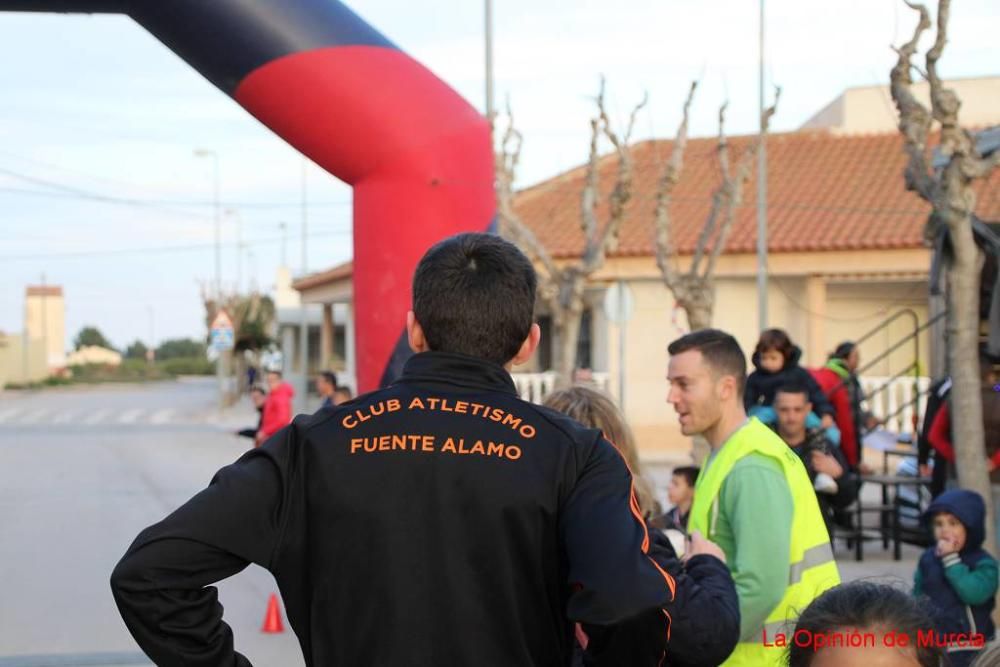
[111,233,684,667]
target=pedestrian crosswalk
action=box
[0,406,193,427]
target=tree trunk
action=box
[684,301,713,332]
[947,220,996,553]
[553,305,583,389]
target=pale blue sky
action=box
[0,0,995,350]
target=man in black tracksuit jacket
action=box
[111,233,734,666]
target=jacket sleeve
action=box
[110,431,292,666]
[942,553,999,606]
[744,372,762,412]
[582,530,740,667]
[927,403,954,462]
[651,528,739,667]
[800,369,835,417]
[829,442,861,509]
[560,435,676,626]
[918,380,947,465]
[722,457,793,641]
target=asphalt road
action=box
[0,378,305,667]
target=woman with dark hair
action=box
[811,341,865,469]
[786,581,943,667]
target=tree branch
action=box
[494,101,560,281]
[690,101,729,276]
[654,81,697,291]
[704,87,781,279]
[582,81,647,274]
[889,1,938,204]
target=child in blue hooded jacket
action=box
[913,489,998,667]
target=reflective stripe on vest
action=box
[688,418,841,666]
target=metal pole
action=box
[40,273,47,374]
[148,304,155,363]
[211,155,221,298]
[279,222,288,267]
[298,159,309,414]
[485,0,495,129]
[195,148,225,410]
[756,0,768,331]
[617,281,626,409]
[234,211,242,293]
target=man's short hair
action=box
[671,465,699,488]
[667,329,747,397]
[775,381,811,401]
[412,233,537,365]
[334,386,353,400]
[250,385,267,396]
[320,371,338,387]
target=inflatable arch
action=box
[1,0,495,391]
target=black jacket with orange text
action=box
[111,352,677,666]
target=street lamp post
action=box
[756,0,769,331]
[298,159,310,415]
[195,148,225,410]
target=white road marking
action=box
[150,409,175,425]
[117,409,144,424]
[83,409,111,425]
[0,408,23,423]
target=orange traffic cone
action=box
[261,593,285,633]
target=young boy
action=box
[914,489,998,667]
[664,465,698,532]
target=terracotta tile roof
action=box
[292,260,353,291]
[25,286,63,297]
[513,130,1000,258]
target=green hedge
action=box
[158,357,215,376]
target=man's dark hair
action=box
[250,386,267,396]
[667,329,747,397]
[787,582,941,667]
[412,233,537,365]
[320,371,338,387]
[334,386,353,400]
[671,465,699,488]
[775,381,811,401]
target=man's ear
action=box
[509,323,542,368]
[717,374,736,402]
[406,310,429,353]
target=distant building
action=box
[0,331,46,388]
[24,285,66,371]
[67,345,122,367]
[800,76,1000,135]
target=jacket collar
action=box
[398,351,519,396]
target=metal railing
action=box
[850,309,946,436]
[858,375,932,434]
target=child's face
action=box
[933,512,967,552]
[668,475,693,506]
[759,349,784,373]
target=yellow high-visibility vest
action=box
[688,418,841,666]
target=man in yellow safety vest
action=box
[666,329,841,666]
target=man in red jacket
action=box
[255,370,294,446]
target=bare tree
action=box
[653,82,780,331]
[890,0,999,553]
[497,79,647,386]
